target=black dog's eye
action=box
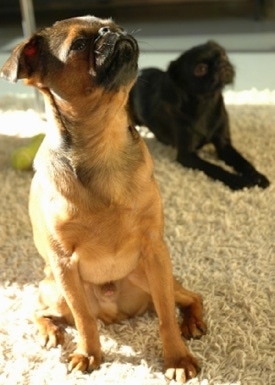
[70,38,88,51]
[194,63,208,77]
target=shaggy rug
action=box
[0,91,275,385]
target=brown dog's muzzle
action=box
[94,27,120,67]
[94,27,139,90]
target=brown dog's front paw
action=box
[68,353,101,373]
[165,355,199,383]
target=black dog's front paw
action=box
[244,172,270,189]
[225,174,253,191]
[254,173,270,189]
[224,173,269,191]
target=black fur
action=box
[129,40,269,190]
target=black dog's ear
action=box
[1,35,41,83]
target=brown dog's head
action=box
[1,15,139,99]
[168,40,235,95]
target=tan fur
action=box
[1,16,206,383]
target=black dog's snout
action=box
[98,27,111,36]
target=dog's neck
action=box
[42,87,131,156]
[38,87,148,206]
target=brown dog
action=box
[1,16,206,383]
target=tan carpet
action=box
[0,91,275,385]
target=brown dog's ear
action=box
[1,36,41,83]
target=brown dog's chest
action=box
[30,144,159,286]
[54,203,148,284]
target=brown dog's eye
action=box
[70,38,88,51]
[194,63,208,77]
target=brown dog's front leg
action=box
[50,254,102,373]
[142,240,199,383]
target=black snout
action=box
[217,60,235,85]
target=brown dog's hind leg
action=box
[174,279,207,340]
[34,273,101,373]
[34,274,74,349]
[35,310,66,349]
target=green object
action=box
[11,133,45,171]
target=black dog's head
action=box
[0,15,139,98]
[168,40,235,95]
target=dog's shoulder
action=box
[134,67,165,94]
[134,67,180,105]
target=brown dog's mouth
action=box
[94,33,118,68]
[94,33,137,69]
[93,30,139,90]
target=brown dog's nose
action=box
[98,27,110,36]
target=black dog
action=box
[129,40,269,190]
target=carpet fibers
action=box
[0,91,275,385]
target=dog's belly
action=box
[85,278,152,323]
[76,234,142,285]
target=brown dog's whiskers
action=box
[130,28,142,35]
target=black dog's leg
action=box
[175,122,259,190]
[215,143,270,189]
[177,151,253,191]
